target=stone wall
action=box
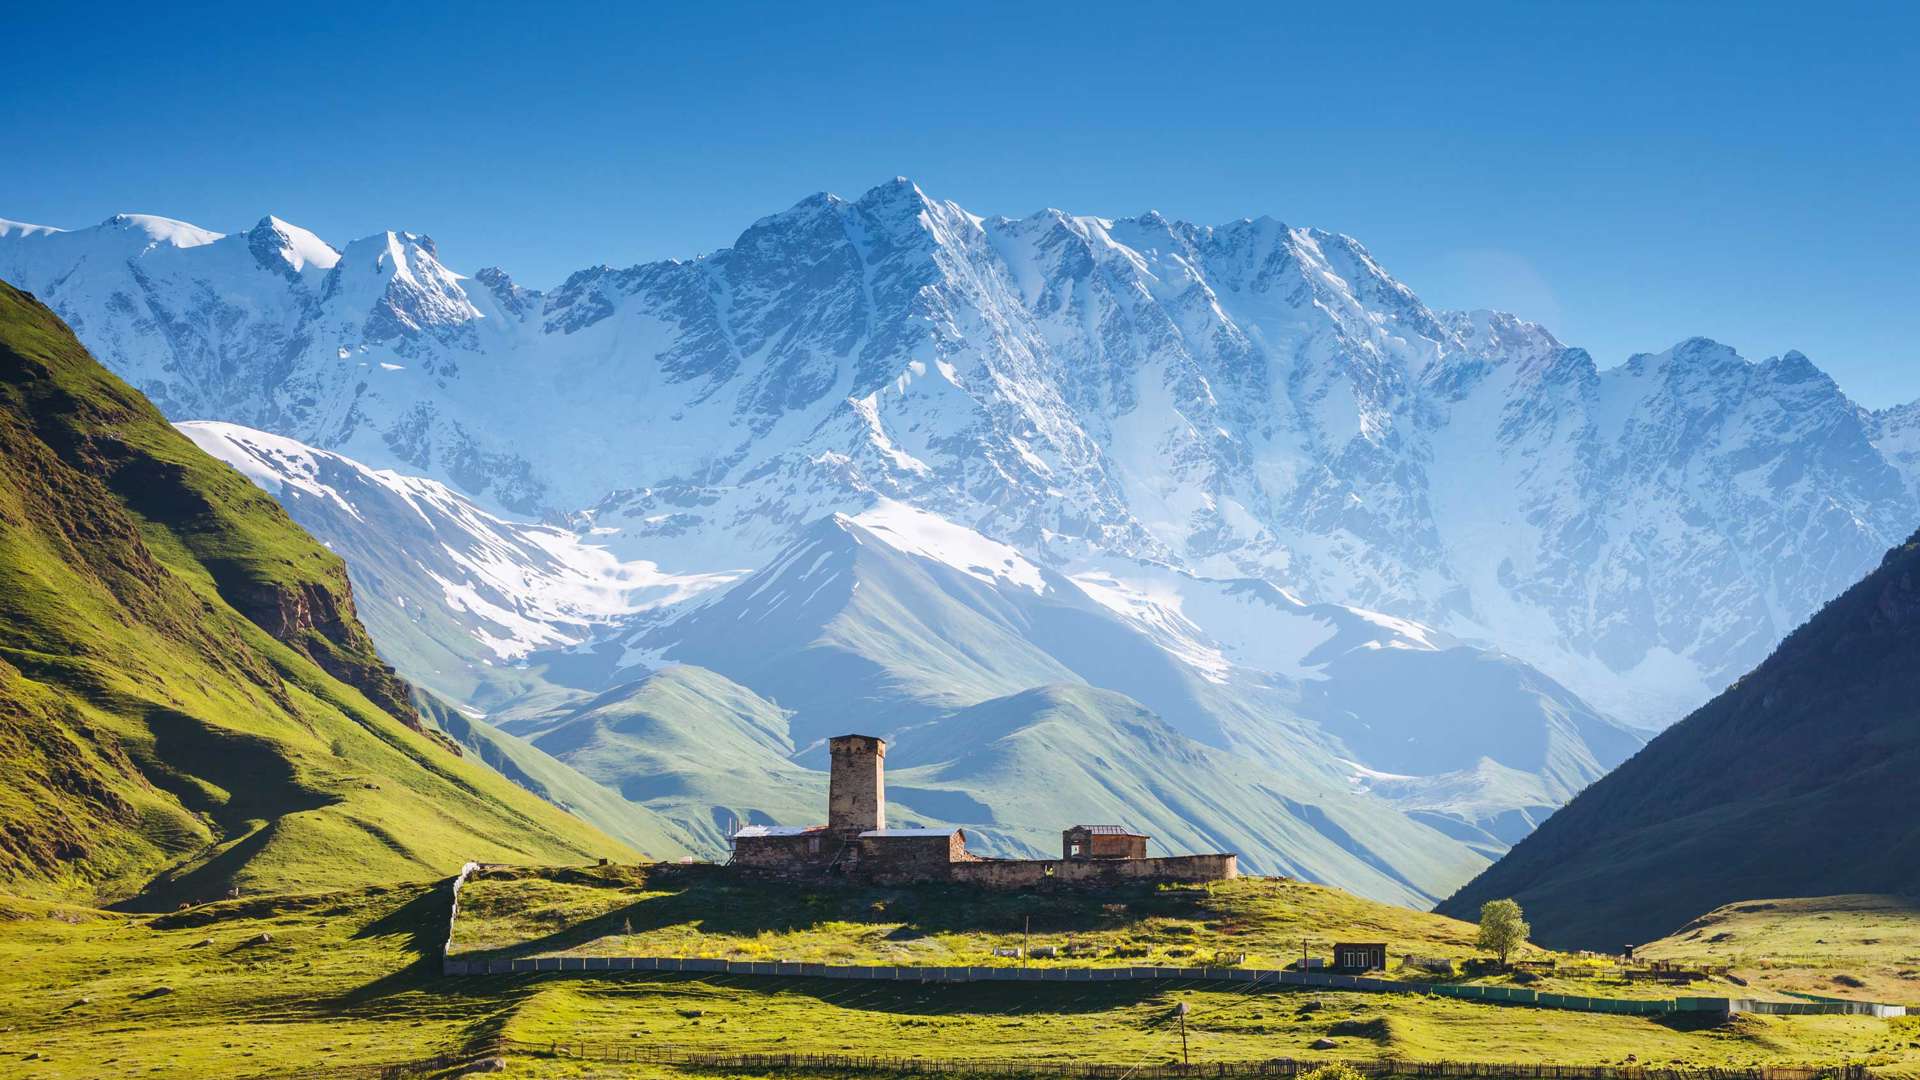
[731,832,831,872]
[853,834,960,883]
[943,853,1237,888]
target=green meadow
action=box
[7,866,1918,1079]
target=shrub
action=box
[1300,1062,1367,1080]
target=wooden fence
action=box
[242,1047,489,1079]
[241,1038,1877,1079]
[439,954,1907,1019]
[507,1039,1873,1080]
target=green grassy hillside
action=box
[511,674,1487,905]
[449,864,1485,969]
[886,684,1486,904]
[0,282,630,906]
[1641,894,1920,1005]
[456,866,1881,1009]
[505,664,827,852]
[1440,528,1920,949]
[417,691,698,860]
[6,873,1917,1079]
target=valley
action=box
[9,7,1920,1079]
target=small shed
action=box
[1333,942,1388,972]
[1062,825,1148,860]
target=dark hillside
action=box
[1438,528,1920,948]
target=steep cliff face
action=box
[0,281,633,906]
[1438,528,1920,949]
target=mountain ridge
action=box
[5,181,1912,731]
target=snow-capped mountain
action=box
[176,422,1633,898]
[177,420,737,708]
[4,181,1915,730]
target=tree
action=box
[1476,898,1530,967]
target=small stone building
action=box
[729,733,1236,887]
[1062,825,1148,860]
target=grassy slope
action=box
[1641,895,1920,1005]
[504,978,1908,1075]
[887,684,1486,905]
[5,877,1917,1080]
[1440,529,1920,950]
[416,692,697,861]
[449,865,1483,969]
[513,664,827,852]
[515,672,1485,905]
[456,867,1886,1007]
[0,282,629,906]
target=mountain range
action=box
[4,184,1913,732]
[3,181,1914,906]
[170,425,1613,904]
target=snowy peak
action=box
[473,265,540,318]
[840,500,1050,596]
[98,212,224,249]
[246,215,339,273]
[330,229,482,341]
[178,421,737,670]
[0,218,61,239]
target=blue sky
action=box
[6,1,1917,404]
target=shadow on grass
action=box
[561,970,1209,1020]
[332,876,462,1005]
[1651,1011,1745,1034]
[456,864,1217,963]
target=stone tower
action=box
[828,734,886,837]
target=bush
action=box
[1300,1063,1367,1080]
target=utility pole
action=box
[1024,915,1031,965]
[1176,1001,1189,1066]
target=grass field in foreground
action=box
[1642,895,1920,1005]
[497,975,1919,1075]
[6,871,1919,1080]
[0,882,482,1079]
